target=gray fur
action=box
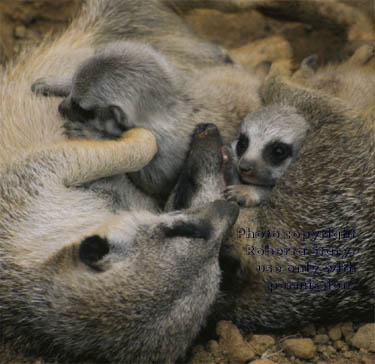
[0,153,238,362]
[167,63,375,332]
[1,0,251,361]
[31,40,261,205]
[3,0,373,362]
[224,104,309,206]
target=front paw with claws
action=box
[223,184,263,207]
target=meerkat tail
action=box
[53,128,157,187]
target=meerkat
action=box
[0,133,238,363]
[165,123,228,212]
[1,0,373,362]
[292,45,375,113]
[223,46,374,208]
[31,39,262,206]
[168,67,374,332]
[28,0,373,210]
[172,51,374,332]
[0,0,252,360]
[223,104,309,206]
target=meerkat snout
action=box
[238,159,255,174]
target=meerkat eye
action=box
[267,142,293,165]
[162,220,212,240]
[71,99,95,120]
[236,133,249,157]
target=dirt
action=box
[189,322,375,364]
[0,1,374,363]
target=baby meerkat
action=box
[31,40,261,204]
[224,104,309,206]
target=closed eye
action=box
[71,99,95,120]
[162,221,212,240]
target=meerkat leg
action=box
[31,76,72,97]
[347,45,374,66]
[223,184,268,207]
[292,55,318,82]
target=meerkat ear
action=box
[109,105,127,127]
[79,235,110,271]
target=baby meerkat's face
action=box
[233,105,309,188]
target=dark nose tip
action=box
[194,123,219,138]
[58,100,68,117]
[239,159,255,173]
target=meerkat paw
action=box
[348,44,375,66]
[223,184,261,207]
[31,77,54,96]
[63,121,110,140]
[31,76,71,97]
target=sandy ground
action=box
[0,1,374,363]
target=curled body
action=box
[1,0,373,361]
[223,52,375,331]
[0,0,250,361]
[168,47,375,332]
[31,39,261,206]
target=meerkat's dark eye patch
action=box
[224,54,234,64]
[79,235,110,271]
[264,141,293,166]
[162,220,212,240]
[236,133,249,157]
[70,99,96,121]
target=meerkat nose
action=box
[239,160,255,174]
[194,123,219,138]
[58,99,69,118]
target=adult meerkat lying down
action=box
[0,122,238,364]
[169,74,374,333]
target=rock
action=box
[352,324,375,352]
[362,355,375,364]
[282,338,316,359]
[334,340,346,350]
[189,345,215,364]
[328,326,342,341]
[326,345,336,354]
[341,322,354,345]
[314,334,329,344]
[249,335,275,355]
[249,360,277,364]
[341,322,353,337]
[341,344,349,352]
[14,25,26,39]
[302,323,316,337]
[216,320,255,363]
[206,340,220,353]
